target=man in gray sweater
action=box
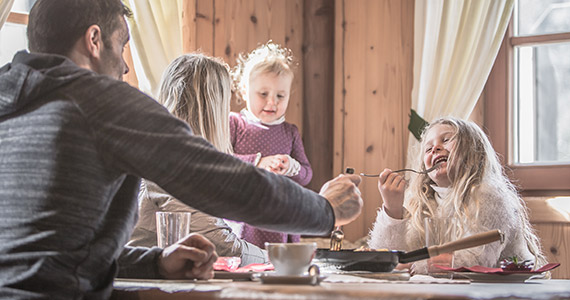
[0,0,363,299]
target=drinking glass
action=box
[156,211,191,248]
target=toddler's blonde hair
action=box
[158,53,233,154]
[231,41,294,102]
[406,117,547,267]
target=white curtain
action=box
[125,0,184,97]
[0,0,15,30]
[407,0,514,163]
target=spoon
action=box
[360,162,442,177]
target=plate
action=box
[455,272,545,283]
[256,273,327,285]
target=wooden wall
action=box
[526,198,570,279]
[333,0,415,241]
[178,0,415,241]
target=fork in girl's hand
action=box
[360,162,442,177]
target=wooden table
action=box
[112,276,570,300]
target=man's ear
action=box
[83,24,103,59]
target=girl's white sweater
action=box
[368,186,533,274]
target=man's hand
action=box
[157,233,218,280]
[319,174,363,226]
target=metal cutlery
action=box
[330,226,344,251]
[360,162,442,177]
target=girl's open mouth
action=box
[433,156,448,166]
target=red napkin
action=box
[213,257,242,272]
[233,263,274,273]
[435,263,560,274]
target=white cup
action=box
[265,242,317,276]
[156,211,191,248]
[425,217,456,278]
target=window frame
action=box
[485,19,570,195]
[6,11,28,25]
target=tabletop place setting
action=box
[113,166,563,299]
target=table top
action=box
[112,275,570,300]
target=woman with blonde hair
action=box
[368,117,546,273]
[128,53,267,266]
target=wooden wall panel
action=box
[334,0,414,241]
[180,0,414,239]
[534,223,570,279]
[302,0,335,191]
[525,197,570,279]
[195,0,215,54]
[283,0,304,130]
[181,0,197,52]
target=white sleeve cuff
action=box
[253,152,262,166]
[283,155,300,177]
[379,205,407,224]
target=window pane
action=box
[515,0,570,36]
[0,23,27,66]
[514,43,570,164]
[10,0,37,14]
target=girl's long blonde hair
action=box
[405,117,546,266]
[158,53,233,154]
[231,41,294,102]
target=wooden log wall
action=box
[175,0,415,241]
[333,0,414,241]
[526,198,570,279]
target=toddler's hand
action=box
[258,155,289,175]
[377,169,406,219]
[270,155,290,173]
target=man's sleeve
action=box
[73,79,335,235]
[116,246,163,279]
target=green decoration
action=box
[408,109,429,141]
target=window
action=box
[0,0,35,65]
[485,0,570,194]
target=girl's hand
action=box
[377,168,406,219]
[395,263,415,275]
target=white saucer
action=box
[455,272,545,283]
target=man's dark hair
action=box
[27,0,132,56]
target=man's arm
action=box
[73,78,361,235]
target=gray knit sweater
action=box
[0,51,334,299]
